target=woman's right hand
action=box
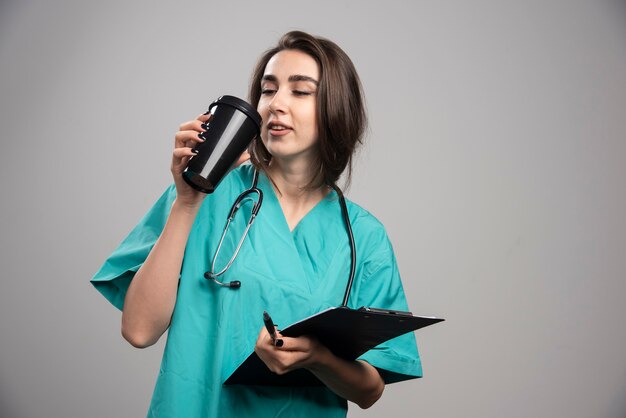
[171,112,252,208]
[171,113,211,208]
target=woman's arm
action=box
[120,114,209,348]
[308,349,384,409]
[255,328,385,409]
[121,200,200,348]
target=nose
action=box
[268,89,288,115]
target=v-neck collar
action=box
[258,171,337,235]
[246,168,348,299]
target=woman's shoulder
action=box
[343,197,393,252]
[196,163,256,203]
[219,163,256,191]
[344,198,385,231]
[189,164,256,219]
[159,164,255,200]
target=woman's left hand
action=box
[254,325,384,408]
[254,327,329,375]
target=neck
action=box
[265,157,330,231]
[266,157,323,200]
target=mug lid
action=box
[209,95,262,130]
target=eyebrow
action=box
[262,74,319,85]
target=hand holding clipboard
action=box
[226,306,444,386]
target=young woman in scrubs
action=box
[92,31,422,417]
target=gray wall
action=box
[1,1,625,417]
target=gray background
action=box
[1,0,625,417]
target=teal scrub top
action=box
[92,164,422,418]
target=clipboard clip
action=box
[358,307,414,316]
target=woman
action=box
[92,31,421,417]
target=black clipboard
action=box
[224,306,444,386]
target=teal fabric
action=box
[92,164,422,418]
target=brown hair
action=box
[248,30,367,189]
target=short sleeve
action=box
[355,239,423,384]
[90,185,177,311]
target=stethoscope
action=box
[204,169,357,307]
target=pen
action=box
[263,311,276,342]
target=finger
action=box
[267,349,310,374]
[197,113,213,122]
[178,118,208,134]
[256,327,273,346]
[271,327,285,347]
[175,130,206,148]
[172,159,192,174]
[173,147,197,160]
[273,335,311,352]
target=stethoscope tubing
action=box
[205,168,356,307]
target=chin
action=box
[265,144,295,159]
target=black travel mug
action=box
[183,95,262,193]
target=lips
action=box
[267,120,292,136]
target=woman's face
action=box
[257,49,320,164]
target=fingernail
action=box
[198,133,205,141]
[203,110,211,115]
[275,339,283,347]
[192,149,199,154]
[201,123,208,130]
